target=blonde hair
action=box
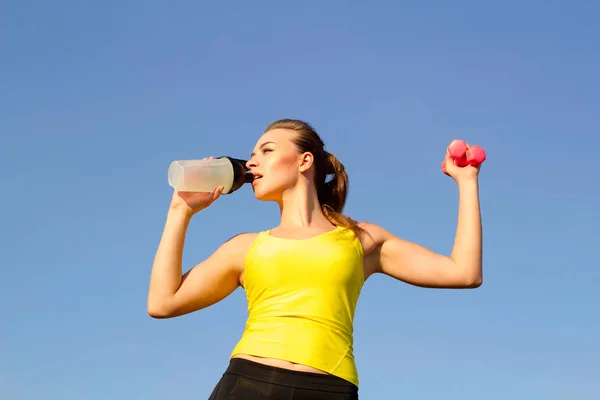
[264,119,363,237]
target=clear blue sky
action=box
[2,1,599,399]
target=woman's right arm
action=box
[147,184,255,318]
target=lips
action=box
[252,174,262,185]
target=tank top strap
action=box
[244,230,270,261]
[330,225,365,257]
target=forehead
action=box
[254,128,295,147]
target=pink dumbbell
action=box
[441,140,487,175]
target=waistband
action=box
[224,358,358,394]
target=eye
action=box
[262,148,273,154]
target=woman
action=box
[147,119,483,399]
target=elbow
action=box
[147,306,168,319]
[458,261,482,288]
[463,275,482,289]
[465,279,482,289]
[446,261,482,289]
[147,300,174,319]
[148,308,169,319]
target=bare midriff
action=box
[232,354,330,374]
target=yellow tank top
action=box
[230,225,365,386]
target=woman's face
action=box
[246,129,311,202]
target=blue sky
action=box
[2,1,599,399]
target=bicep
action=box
[364,223,464,288]
[167,234,253,317]
[380,237,461,288]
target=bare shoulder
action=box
[221,232,260,288]
[357,221,388,255]
[223,231,260,246]
[218,232,260,265]
[357,221,406,281]
[186,231,259,288]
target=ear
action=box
[298,152,315,173]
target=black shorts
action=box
[208,358,359,399]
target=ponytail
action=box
[318,151,363,238]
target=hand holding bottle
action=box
[169,156,224,216]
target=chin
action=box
[252,183,283,203]
[252,189,276,202]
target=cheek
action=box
[266,157,298,185]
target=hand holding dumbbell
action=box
[441,139,486,175]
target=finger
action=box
[444,152,455,168]
[212,186,224,200]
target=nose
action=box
[246,157,258,170]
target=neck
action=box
[277,182,332,229]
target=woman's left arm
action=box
[363,154,483,289]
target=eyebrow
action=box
[250,141,275,158]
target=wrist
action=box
[456,176,479,189]
[167,206,195,221]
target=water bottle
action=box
[168,156,253,194]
